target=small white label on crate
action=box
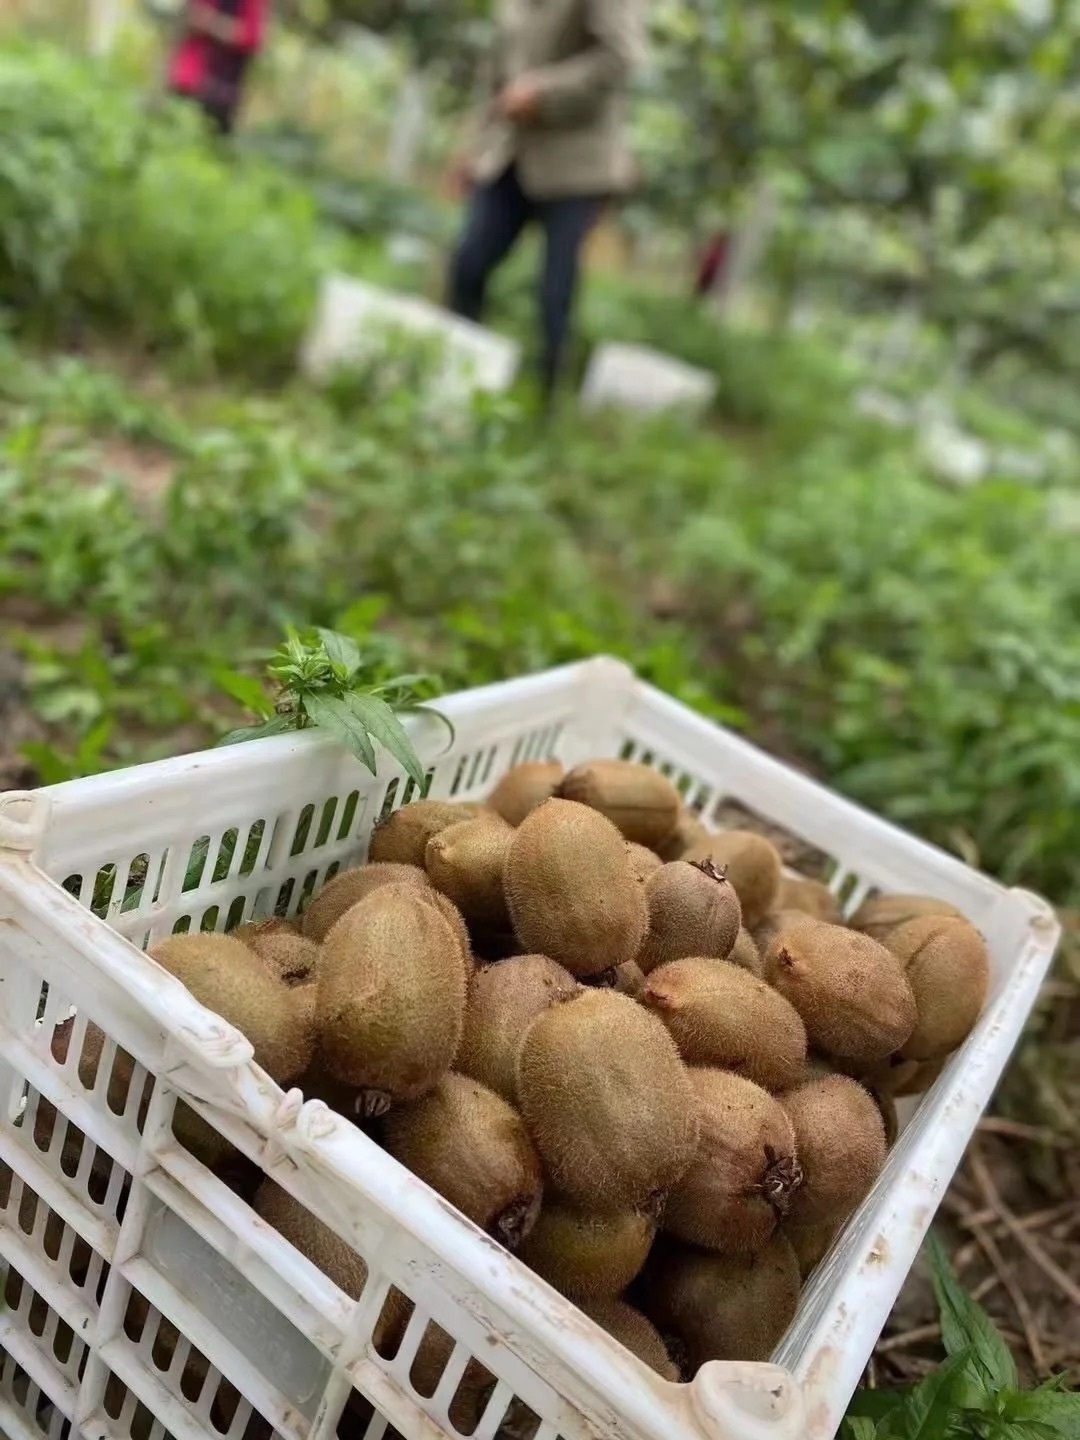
[580,342,718,417]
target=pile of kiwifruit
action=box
[141,758,990,1394]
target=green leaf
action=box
[842,1417,880,1440]
[214,667,274,718]
[927,1234,1018,1396]
[882,1348,981,1440]
[345,691,427,791]
[302,690,378,774]
[216,715,297,747]
[317,627,362,678]
[401,701,456,748]
[847,1389,908,1426]
[999,1387,1080,1438]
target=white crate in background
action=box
[580,343,718,416]
[0,658,1058,1440]
[301,273,520,403]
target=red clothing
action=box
[169,0,266,119]
[695,232,731,297]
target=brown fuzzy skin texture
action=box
[642,1236,801,1368]
[487,761,565,826]
[517,990,698,1210]
[643,958,807,1092]
[581,1300,679,1381]
[895,1054,948,1097]
[655,808,710,862]
[504,799,649,978]
[786,1222,837,1279]
[729,927,765,977]
[367,800,499,868]
[627,842,664,884]
[517,1203,656,1301]
[882,916,990,1061]
[457,955,579,1104]
[637,861,742,975]
[752,909,818,960]
[683,831,782,930]
[425,818,513,934]
[382,1074,543,1250]
[556,760,680,848]
[317,887,467,1103]
[241,931,320,988]
[663,1069,800,1253]
[255,1178,369,1300]
[233,916,299,944]
[301,864,431,942]
[766,922,917,1067]
[850,893,965,944]
[777,876,843,924]
[150,933,314,1085]
[780,1075,887,1227]
[420,890,474,971]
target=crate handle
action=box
[0,790,51,853]
[690,1362,805,1440]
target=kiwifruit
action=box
[425,818,513,934]
[642,1234,800,1368]
[627,842,664,884]
[850,892,965,943]
[729,926,764,977]
[421,889,474,970]
[382,1074,542,1250]
[487,761,564,826]
[642,958,807,1092]
[637,860,741,974]
[663,1069,801,1253]
[655,807,710,862]
[456,955,578,1105]
[504,799,649,978]
[150,933,314,1085]
[301,863,431,942]
[395,1321,499,1431]
[780,1075,887,1227]
[517,1202,656,1301]
[766,921,917,1067]
[752,908,817,959]
[368,800,498,868]
[254,1178,369,1300]
[517,990,698,1209]
[317,886,467,1114]
[881,916,990,1061]
[557,760,680,848]
[587,959,647,997]
[241,930,320,988]
[582,1299,679,1381]
[895,1054,948,1097]
[852,1053,922,1098]
[876,1091,900,1149]
[233,916,299,944]
[786,1222,837,1279]
[683,831,782,930]
[777,876,842,924]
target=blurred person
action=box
[447,0,647,401]
[168,0,268,136]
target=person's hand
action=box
[497,76,543,123]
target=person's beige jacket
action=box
[471,0,646,201]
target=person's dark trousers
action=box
[447,165,603,397]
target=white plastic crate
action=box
[580,344,718,417]
[0,657,1059,1440]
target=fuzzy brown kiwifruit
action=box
[382,1074,543,1250]
[586,959,648,998]
[150,933,314,1085]
[420,889,474,971]
[367,800,498,868]
[241,930,320,988]
[894,1054,949,1097]
[582,1299,679,1381]
[300,863,431,942]
[786,1222,837,1279]
[642,1235,801,1368]
[517,990,697,1210]
[456,954,578,1105]
[663,1069,801,1253]
[636,860,741,974]
[851,1053,922,1098]
[752,908,818,959]
[233,916,299,944]
[683,831,782,930]
[627,842,664,884]
[642,958,807,1092]
[777,876,842,924]
[425,817,513,934]
[254,1178,370,1300]
[850,892,965,944]
[780,1075,887,1227]
[517,1202,657,1301]
[729,926,765,977]
[487,761,565,826]
[881,916,990,1061]
[556,760,680,849]
[655,807,710,863]
[317,886,468,1114]
[766,921,917,1067]
[876,1091,900,1149]
[504,799,649,978]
